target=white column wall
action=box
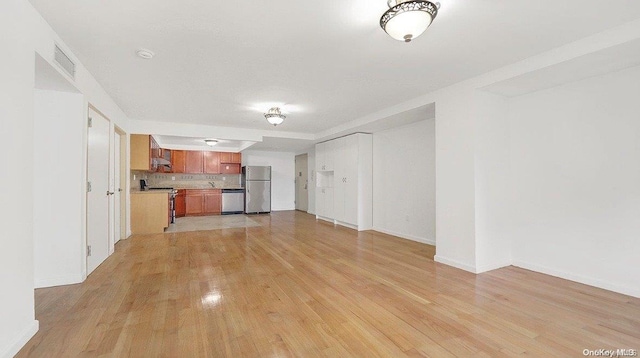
[33,90,85,288]
[373,119,436,244]
[0,0,39,355]
[433,88,478,271]
[473,92,512,273]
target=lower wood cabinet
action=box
[131,192,170,234]
[175,189,186,217]
[185,189,221,216]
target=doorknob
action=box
[107,191,115,196]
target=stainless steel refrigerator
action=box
[242,166,271,214]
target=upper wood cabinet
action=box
[131,134,153,171]
[185,151,204,173]
[220,163,241,174]
[220,152,242,164]
[171,150,186,173]
[204,151,220,174]
[135,147,242,174]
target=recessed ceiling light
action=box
[136,49,155,59]
[204,139,218,146]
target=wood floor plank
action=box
[17,211,640,357]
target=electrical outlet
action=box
[171,176,175,180]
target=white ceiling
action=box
[481,38,640,97]
[29,0,640,134]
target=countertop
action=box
[131,187,244,193]
[131,189,174,194]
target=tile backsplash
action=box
[131,171,242,190]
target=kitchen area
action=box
[130,134,272,234]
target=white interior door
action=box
[114,133,121,243]
[87,108,111,275]
[295,154,308,211]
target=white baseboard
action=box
[316,215,334,224]
[434,255,476,273]
[35,273,84,289]
[475,260,512,274]
[512,260,640,298]
[1,319,39,358]
[372,227,435,246]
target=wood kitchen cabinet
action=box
[185,189,221,216]
[185,151,204,173]
[170,150,244,174]
[131,192,170,234]
[220,152,242,164]
[171,150,186,173]
[204,191,222,214]
[204,151,220,174]
[131,134,162,172]
[220,163,241,174]
[185,191,204,215]
[130,134,152,171]
[175,189,186,217]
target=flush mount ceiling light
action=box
[380,0,439,42]
[264,107,286,126]
[204,139,218,146]
[136,49,155,59]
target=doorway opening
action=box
[295,154,309,212]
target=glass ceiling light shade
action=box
[204,139,218,146]
[380,0,439,42]
[264,107,286,126]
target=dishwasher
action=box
[221,189,245,215]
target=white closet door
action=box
[86,108,111,275]
[344,135,359,225]
[332,137,346,222]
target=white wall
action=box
[33,89,85,288]
[473,92,512,272]
[433,88,478,272]
[0,0,39,355]
[306,147,316,215]
[0,1,133,354]
[242,151,295,211]
[507,65,640,297]
[373,120,436,245]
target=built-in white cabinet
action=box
[315,140,335,172]
[315,133,372,231]
[315,187,334,220]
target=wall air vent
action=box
[54,44,76,80]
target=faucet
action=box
[209,181,216,188]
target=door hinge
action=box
[88,117,93,128]
[87,181,92,192]
[87,245,92,257]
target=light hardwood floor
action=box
[18,211,640,357]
